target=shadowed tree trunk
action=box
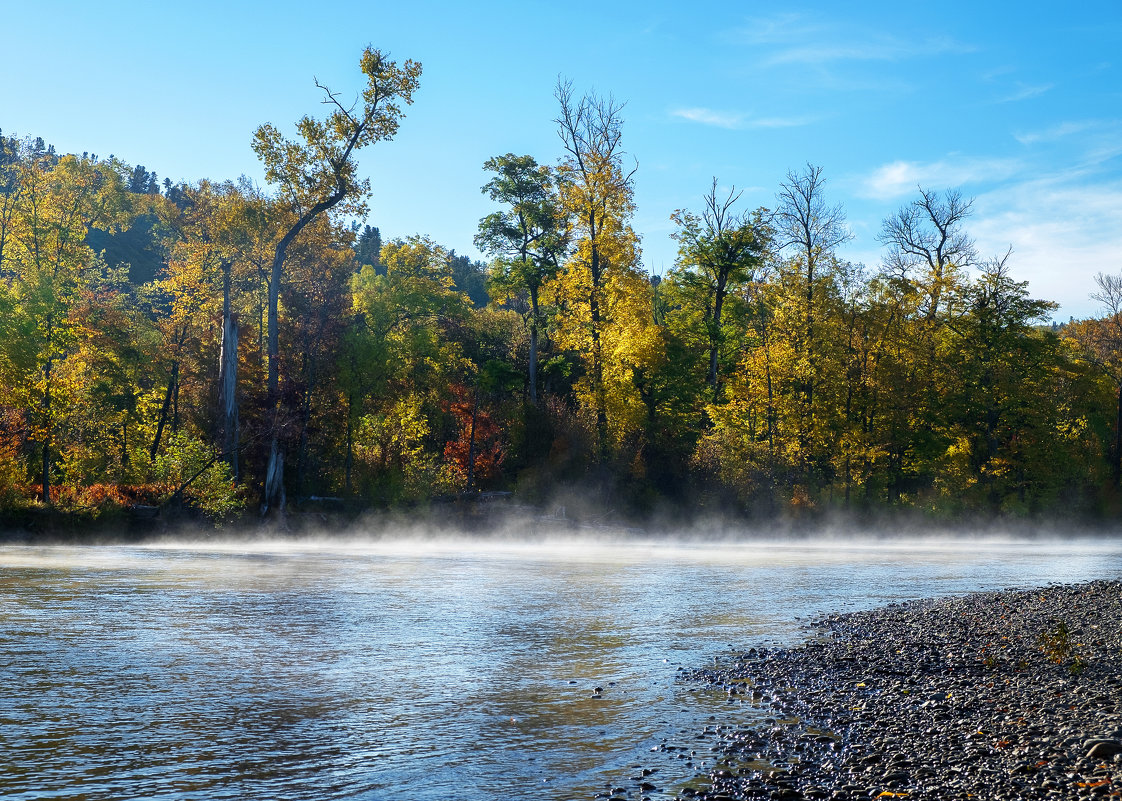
[217,259,239,482]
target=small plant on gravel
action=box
[1039,619,1087,675]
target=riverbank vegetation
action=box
[2,48,1122,531]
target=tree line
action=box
[2,48,1121,527]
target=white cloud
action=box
[765,36,967,66]
[670,107,745,128]
[859,157,1023,199]
[996,82,1055,103]
[670,107,817,130]
[731,12,973,66]
[970,176,1122,318]
[1015,120,1098,145]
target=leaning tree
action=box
[252,47,421,515]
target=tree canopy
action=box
[0,59,1118,529]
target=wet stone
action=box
[1086,740,1122,759]
[648,580,1122,801]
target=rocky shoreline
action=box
[638,579,1122,801]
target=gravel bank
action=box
[657,580,1122,801]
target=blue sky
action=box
[3,1,1120,319]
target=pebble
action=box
[633,579,1122,801]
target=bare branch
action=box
[314,78,359,120]
[775,163,850,263]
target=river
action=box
[2,535,1121,800]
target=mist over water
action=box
[3,535,1121,800]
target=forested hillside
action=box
[2,48,1121,528]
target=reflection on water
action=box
[2,537,1121,800]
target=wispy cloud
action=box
[996,82,1054,103]
[1014,119,1122,149]
[765,36,967,66]
[730,12,973,66]
[671,107,745,128]
[970,176,1122,317]
[670,107,816,130]
[1015,120,1098,145]
[859,156,1022,199]
[1013,119,1122,170]
[732,12,817,46]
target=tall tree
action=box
[475,153,567,404]
[552,80,645,461]
[251,46,421,514]
[933,252,1063,510]
[773,164,850,485]
[1069,272,1122,484]
[0,152,129,502]
[670,178,768,400]
[878,188,977,321]
[354,223,381,271]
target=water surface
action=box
[2,536,1121,800]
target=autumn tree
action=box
[148,181,250,473]
[251,47,421,514]
[0,151,129,502]
[771,164,850,488]
[879,188,977,321]
[669,179,769,401]
[1068,272,1122,484]
[344,235,471,501]
[475,153,567,403]
[551,80,657,464]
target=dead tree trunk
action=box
[218,259,239,482]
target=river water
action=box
[2,535,1122,800]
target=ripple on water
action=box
[1,538,1121,800]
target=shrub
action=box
[154,433,242,523]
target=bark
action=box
[590,284,608,463]
[1115,382,1122,485]
[529,286,540,405]
[218,260,239,482]
[40,340,52,504]
[708,273,728,400]
[344,394,355,496]
[151,360,179,462]
[588,219,608,463]
[263,439,286,516]
[262,189,347,515]
[466,388,479,492]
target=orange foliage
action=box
[443,384,505,487]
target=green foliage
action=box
[351,395,451,504]
[668,181,770,401]
[252,48,421,220]
[354,224,382,271]
[1038,619,1088,675]
[154,432,242,523]
[5,92,1122,526]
